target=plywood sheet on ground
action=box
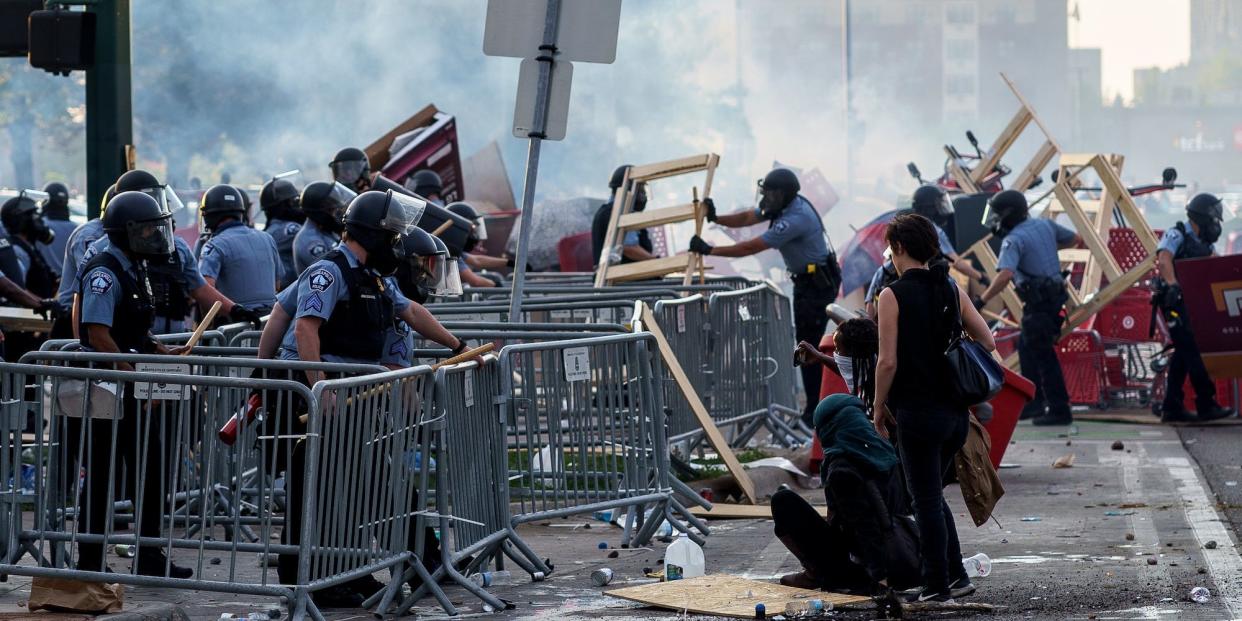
[688,504,828,520]
[1075,411,1242,426]
[605,574,869,618]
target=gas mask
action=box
[364,232,403,276]
[758,188,788,221]
[27,213,54,245]
[632,184,648,213]
[1191,213,1223,245]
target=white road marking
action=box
[1162,456,1242,618]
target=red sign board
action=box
[1176,254,1242,377]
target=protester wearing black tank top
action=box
[872,214,996,603]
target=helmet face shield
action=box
[127,216,176,257]
[980,202,1001,233]
[473,215,488,241]
[421,250,462,297]
[274,169,305,192]
[380,191,427,235]
[20,189,49,204]
[331,160,369,186]
[327,182,358,218]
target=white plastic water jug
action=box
[664,532,705,580]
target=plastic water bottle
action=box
[1190,586,1211,603]
[469,570,512,587]
[784,599,830,616]
[664,532,705,580]
[963,552,992,578]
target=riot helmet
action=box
[607,165,647,212]
[41,182,70,220]
[982,190,1029,237]
[330,147,371,192]
[911,184,952,220]
[343,190,426,275]
[1,190,54,244]
[300,181,355,234]
[260,171,304,224]
[115,168,181,215]
[757,168,800,220]
[395,226,459,302]
[102,191,175,259]
[446,201,487,252]
[1186,193,1224,244]
[609,165,632,191]
[200,184,247,233]
[409,169,443,201]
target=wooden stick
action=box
[431,219,454,237]
[298,343,495,423]
[182,301,222,354]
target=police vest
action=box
[1173,222,1212,260]
[319,250,395,361]
[78,252,157,353]
[146,250,191,319]
[8,235,56,298]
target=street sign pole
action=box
[507,0,561,324]
[85,0,132,219]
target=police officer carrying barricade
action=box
[196,184,280,318]
[73,190,193,578]
[80,170,255,334]
[272,189,472,607]
[592,165,655,268]
[2,190,59,298]
[329,147,373,193]
[689,167,841,428]
[37,182,77,280]
[260,175,305,288]
[1151,193,1234,422]
[976,190,1082,426]
[293,181,353,275]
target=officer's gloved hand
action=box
[702,197,718,223]
[689,235,714,256]
[229,305,263,328]
[504,256,534,272]
[1163,283,1183,309]
[972,297,986,312]
[978,273,992,287]
[36,298,56,319]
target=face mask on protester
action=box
[833,353,855,393]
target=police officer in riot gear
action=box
[273,190,469,606]
[1,191,58,298]
[691,167,841,427]
[260,175,305,288]
[197,184,280,321]
[51,183,117,338]
[863,186,987,317]
[79,170,250,333]
[409,169,444,206]
[74,190,193,578]
[38,182,76,279]
[1152,193,1234,422]
[446,201,503,287]
[293,181,354,275]
[976,190,1082,426]
[329,147,372,193]
[592,165,655,268]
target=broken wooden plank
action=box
[640,303,756,504]
[1012,139,1058,191]
[688,503,828,520]
[606,256,701,283]
[628,154,715,183]
[617,203,697,230]
[972,107,1033,185]
[605,575,870,617]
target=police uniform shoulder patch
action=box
[285,222,301,236]
[0,239,9,251]
[87,269,114,295]
[771,219,791,234]
[202,242,216,256]
[308,268,334,292]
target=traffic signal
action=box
[0,0,43,56]
[28,8,95,75]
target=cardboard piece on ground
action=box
[606,574,869,617]
[28,577,123,614]
[689,503,828,520]
[639,303,757,504]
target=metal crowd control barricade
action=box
[498,333,709,547]
[302,365,454,618]
[0,358,336,618]
[650,295,711,444]
[706,283,807,447]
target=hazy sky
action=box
[1073,0,1190,103]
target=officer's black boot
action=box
[1019,401,1046,421]
[1197,403,1235,422]
[134,548,193,579]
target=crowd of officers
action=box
[0,153,1233,605]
